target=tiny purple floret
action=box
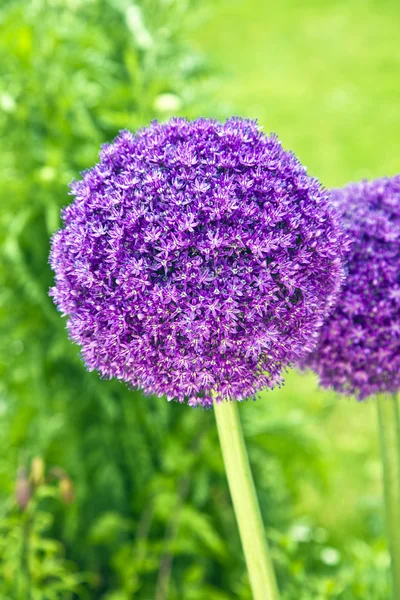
[303,175,400,400]
[50,118,345,406]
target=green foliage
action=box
[0,470,90,599]
[0,0,394,597]
[274,523,390,599]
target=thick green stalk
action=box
[214,400,280,600]
[377,393,400,599]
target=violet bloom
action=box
[303,175,400,400]
[50,117,345,407]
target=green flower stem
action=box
[377,393,400,598]
[214,400,280,600]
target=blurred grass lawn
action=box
[194,0,400,541]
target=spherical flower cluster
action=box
[50,117,345,407]
[303,175,400,400]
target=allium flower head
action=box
[303,175,400,400]
[50,117,345,407]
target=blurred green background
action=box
[1,0,399,597]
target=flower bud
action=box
[31,456,45,486]
[16,468,31,510]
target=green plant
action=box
[0,460,90,599]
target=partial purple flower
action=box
[303,175,400,400]
[50,117,345,407]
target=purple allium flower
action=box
[303,175,400,400]
[50,117,345,407]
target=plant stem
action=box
[214,400,280,600]
[19,512,33,600]
[377,392,400,599]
